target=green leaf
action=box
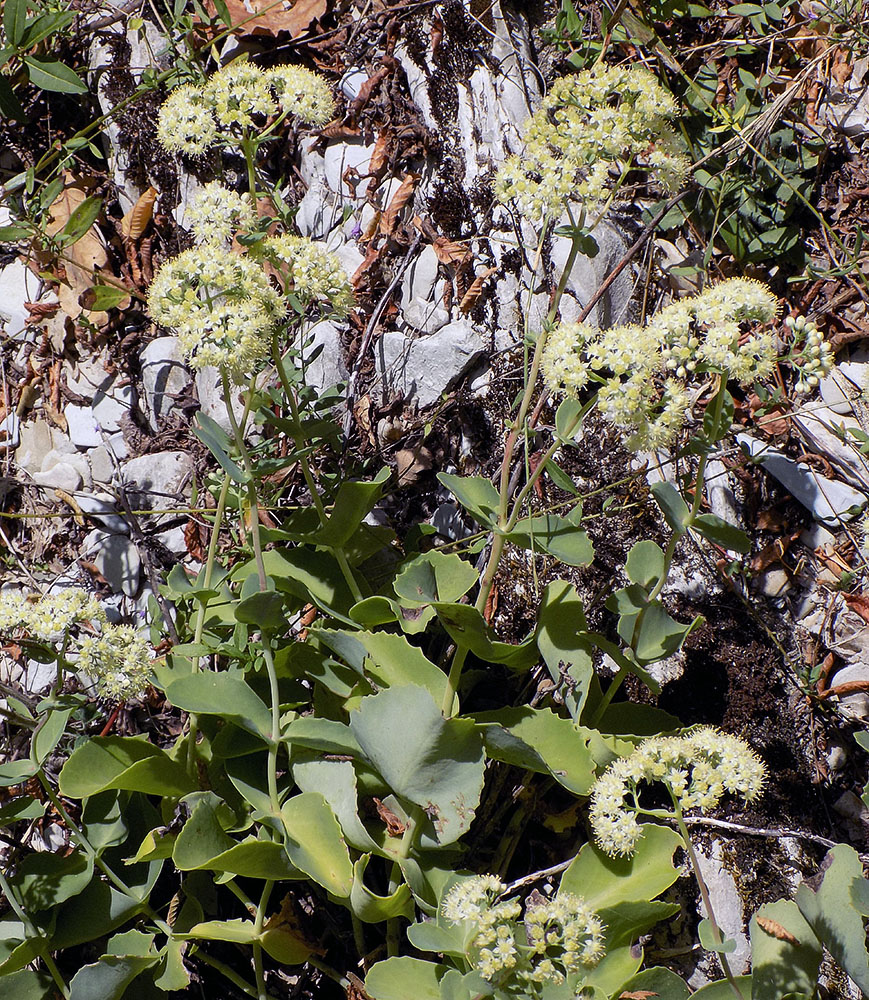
[0,76,26,121]
[407,919,467,959]
[437,473,499,527]
[795,844,869,994]
[13,850,93,911]
[0,759,37,786]
[691,978,752,998]
[18,10,75,47]
[30,707,71,766]
[751,899,821,1000]
[312,628,449,707]
[625,540,666,589]
[52,880,145,950]
[475,707,596,795]
[259,926,312,966]
[248,547,354,619]
[0,969,54,1000]
[507,509,594,566]
[85,284,129,312]
[292,758,379,853]
[0,796,44,827]
[283,717,361,756]
[234,589,286,630]
[164,672,272,741]
[281,792,354,896]
[185,918,256,945]
[68,954,157,1000]
[350,854,414,922]
[0,224,30,242]
[434,602,538,669]
[3,0,28,46]
[698,918,737,953]
[560,824,683,909]
[692,513,751,553]
[192,413,246,484]
[366,957,445,1000]
[555,396,584,441]
[350,686,485,846]
[56,194,101,248]
[618,967,690,1000]
[650,480,690,533]
[314,468,390,547]
[393,551,479,607]
[537,581,595,720]
[23,55,88,94]
[58,736,196,798]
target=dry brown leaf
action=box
[203,0,325,37]
[367,132,390,185]
[184,519,206,561]
[56,489,86,525]
[755,916,798,944]
[42,173,110,326]
[43,404,68,434]
[843,592,869,624]
[459,266,497,313]
[432,235,471,268]
[122,186,158,241]
[353,394,375,446]
[395,445,433,487]
[349,65,391,116]
[380,173,419,235]
[352,245,381,286]
[373,796,406,836]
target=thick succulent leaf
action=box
[751,899,821,1000]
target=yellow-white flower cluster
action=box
[441,875,605,991]
[156,59,335,155]
[541,277,781,451]
[589,727,767,857]
[186,181,255,246]
[148,244,284,382]
[78,624,153,702]
[257,234,355,317]
[0,589,105,643]
[785,314,834,393]
[495,66,689,219]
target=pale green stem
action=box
[0,869,69,998]
[270,333,363,603]
[672,801,747,1000]
[252,880,274,1000]
[194,946,274,999]
[38,775,172,937]
[386,805,425,956]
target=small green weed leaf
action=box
[650,480,690,533]
[192,413,246,483]
[625,540,666,589]
[0,969,54,1000]
[537,581,595,720]
[185,919,256,944]
[692,513,751,553]
[56,194,101,248]
[23,56,88,94]
[751,899,821,1000]
[234,589,286,630]
[394,551,479,607]
[68,954,157,1000]
[164,672,272,741]
[507,509,594,566]
[0,759,37,786]
[80,283,128,312]
[14,850,93,911]
[292,758,379,853]
[58,736,195,798]
[795,844,869,993]
[437,473,499,526]
[350,686,485,845]
[690,977,752,998]
[30,707,71,766]
[283,717,362,756]
[281,792,354,896]
[366,957,445,1000]
[555,396,584,440]
[250,547,354,618]
[0,223,32,241]
[3,0,28,45]
[19,10,75,47]
[312,628,448,706]
[698,918,737,953]
[314,467,390,547]
[560,824,682,910]
[350,854,414,922]
[434,602,537,669]
[475,707,596,795]
[546,457,579,494]
[618,966,690,999]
